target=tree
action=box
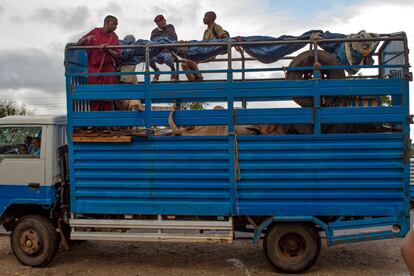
[0,100,29,118]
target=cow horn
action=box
[245,126,262,135]
[168,109,182,136]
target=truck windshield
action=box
[0,127,42,156]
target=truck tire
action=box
[10,215,59,267]
[286,50,345,107]
[263,222,321,273]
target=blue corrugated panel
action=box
[70,134,407,217]
[237,134,406,216]
[71,136,232,215]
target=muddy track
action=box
[0,236,408,275]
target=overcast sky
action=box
[0,0,413,121]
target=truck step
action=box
[70,217,233,243]
[71,232,233,243]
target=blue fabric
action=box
[239,30,323,64]
[33,148,40,156]
[119,30,376,70]
[120,38,172,65]
[150,50,176,71]
[181,39,229,62]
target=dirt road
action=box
[0,235,408,276]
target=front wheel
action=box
[10,215,59,267]
[263,223,321,273]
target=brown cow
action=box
[114,100,144,111]
[168,106,284,136]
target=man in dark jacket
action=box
[150,15,178,82]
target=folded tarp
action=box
[238,30,322,63]
[120,37,229,64]
[120,30,379,74]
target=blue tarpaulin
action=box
[119,30,378,72]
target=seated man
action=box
[18,145,28,154]
[150,15,178,82]
[182,11,229,82]
[119,34,139,85]
[30,138,41,156]
[24,136,33,153]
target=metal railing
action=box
[65,32,410,82]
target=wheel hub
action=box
[285,239,299,251]
[19,230,42,255]
[277,233,306,260]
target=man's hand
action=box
[98,44,107,51]
[78,35,96,46]
[104,48,120,60]
[85,35,96,43]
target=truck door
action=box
[0,126,47,214]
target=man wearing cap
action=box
[182,11,229,82]
[150,15,178,82]
[78,15,121,111]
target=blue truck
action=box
[0,31,411,273]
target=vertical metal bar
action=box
[227,42,232,70]
[226,42,237,215]
[313,39,319,63]
[145,46,150,72]
[175,59,181,110]
[403,33,410,80]
[241,50,247,109]
[65,73,77,213]
[313,39,320,79]
[313,81,321,135]
[241,50,245,81]
[144,46,152,132]
[402,75,411,235]
[175,59,180,82]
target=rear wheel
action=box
[263,223,321,273]
[10,215,59,267]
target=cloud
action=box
[0,48,64,93]
[0,0,412,120]
[9,15,23,23]
[0,88,66,115]
[367,0,414,5]
[33,6,91,31]
[148,1,202,26]
[98,1,123,16]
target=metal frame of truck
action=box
[0,32,411,273]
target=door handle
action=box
[28,183,40,189]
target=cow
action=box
[167,106,284,136]
[114,100,144,111]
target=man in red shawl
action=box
[78,15,121,111]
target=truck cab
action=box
[0,116,66,230]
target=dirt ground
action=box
[0,234,409,276]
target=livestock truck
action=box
[0,31,411,273]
